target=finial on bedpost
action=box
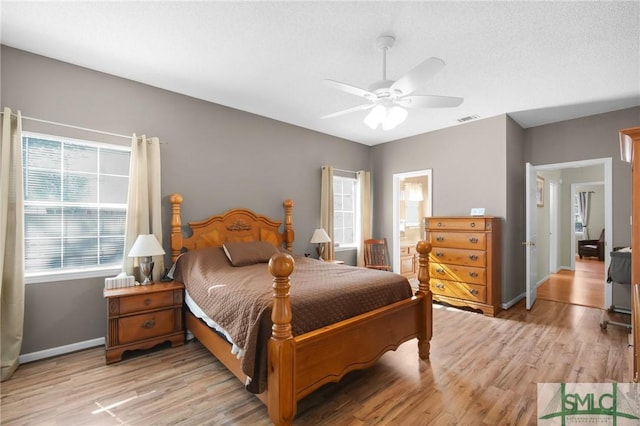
[416,241,432,360]
[169,193,183,263]
[283,199,294,252]
[267,252,297,424]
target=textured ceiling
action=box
[1,1,639,145]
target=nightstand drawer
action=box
[118,310,176,344]
[118,292,176,315]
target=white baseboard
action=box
[502,292,525,310]
[19,337,105,364]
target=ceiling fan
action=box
[321,35,463,130]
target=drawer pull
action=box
[469,272,478,278]
[469,255,478,261]
[469,289,479,296]
[435,283,445,290]
[435,251,444,257]
[144,298,152,306]
[436,236,445,242]
[469,237,478,244]
[436,268,445,274]
[470,222,476,228]
[437,222,443,227]
[142,319,156,329]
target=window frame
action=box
[22,131,131,284]
[333,174,358,250]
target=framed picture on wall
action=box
[536,176,545,207]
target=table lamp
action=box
[310,228,331,261]
[128,234,165,285]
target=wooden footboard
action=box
[267,242,432,425]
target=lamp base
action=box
[317,245,325,261]
[139,257,155,285]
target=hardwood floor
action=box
[1,298,631,425]
[537,257,605,309]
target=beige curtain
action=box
[0,108,25,381]
[320,166,334,261]
[124,134,164,282]
[356,170,372,266]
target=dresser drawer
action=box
[430,263,486,285]
[430,279,486,303]
[425,217,487,231]
[431,247,486,267]
[118,309,176,344]
[429,232,486,250]
[118,291,176,315]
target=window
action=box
[22,133,130,279]
[574,194,584,233]
[333,175,357,248]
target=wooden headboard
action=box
[168,193,294,263]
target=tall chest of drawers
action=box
[425,216,501,317]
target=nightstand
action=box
[103,281,185,364]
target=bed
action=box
[168,193,433,425]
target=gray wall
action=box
[370,115,521,302]
[1,46,369,354]
[3,43,638,356]
[505,116,526,302]
[524,107,639,249]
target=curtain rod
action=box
[325,166,358,175]
[0,111,166,143]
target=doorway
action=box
[524,158,612,310]
[392,169,432,277]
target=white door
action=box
[525,163,538,310]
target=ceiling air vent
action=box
[456,114,480,123]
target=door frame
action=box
[525,157,612,309]
[392,169,433,274]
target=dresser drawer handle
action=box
[469,289,479,296]
[435,283,445,290]
[469,237,478,244]
[469,272,478,278]
[144,298,152,306]
[437,222,443,227]
[435,251,444,257]
[436,236,444,242]
[470,222,476,228]
[469,255,478,261]
[436,268,445,274]
[142,319,156,329]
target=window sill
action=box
[335,246,357,252]
[25,267,123,284]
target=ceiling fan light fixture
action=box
[364,104,407,130]
[364,104,387,129]
[383,106,408,130]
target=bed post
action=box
[283,199,294,251]
[169,193,184,263]
[268,253,296,425]
[415,241,433,359]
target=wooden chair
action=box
[363,239,390,271]
[578,228,605,261]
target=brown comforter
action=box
[173,247,413,393]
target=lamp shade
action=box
[310,228,331,244]
[128,234,166,257]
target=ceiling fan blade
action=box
[398,94,464,109]
[324,79,376,100]
[320,103,374,119]
[390,57,446,97]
